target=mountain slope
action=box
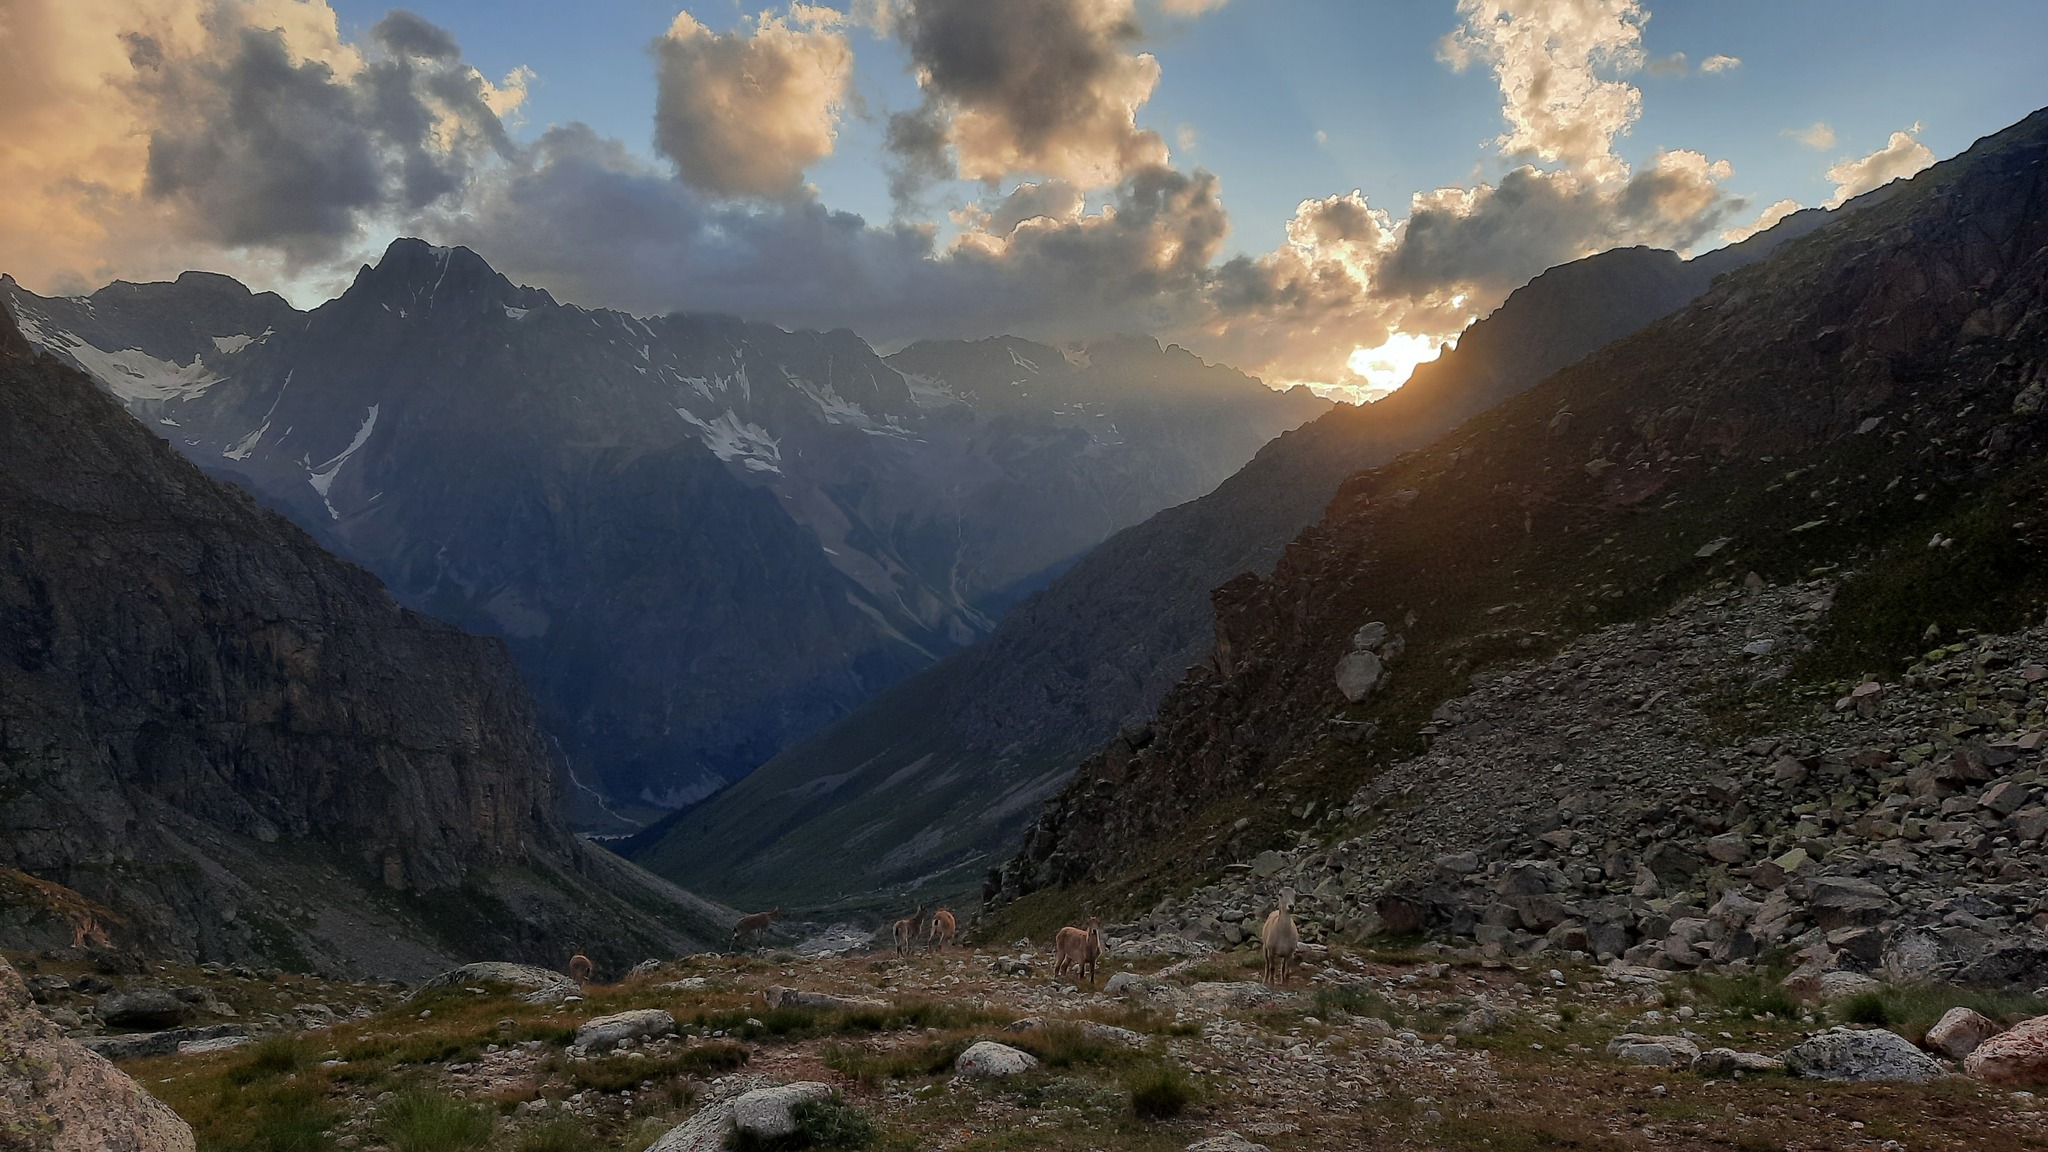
[2,246,1325,821]
[626,242,1790,911]
[0,305,729,979]
[987,107,2048,920]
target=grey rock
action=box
[761,987,888,1012]
[1925,1007,2003,1060]
[574,1008,675,1053]
[1335,650,1385,703]
[412,964,581,1006]
[730,1082,833,1140]
[1694,1048,1784,1075]
[0,957,195,1151]
[1781,1028,1946,1083]
[955,1041,1040,1078]
[1606,1034,1702,1068]
[83,1025,247,1062]
[96,990,188,1030]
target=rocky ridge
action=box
[0,304,730,977]
[1123,579,2048,997]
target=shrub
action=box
[381,1091,493,1152]
[228,1034,312,1085]
[1126,1062,1199,1121]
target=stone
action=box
[1966,1016,2048,1083]
[1607,1034,1701,1068]
[1781,1028,1946,1083]
[1351,621,1389,651]
[1806,876,1895,931]
[83,1026,246,1062]
[730,1082,833,1140]
[955,1041,1039,1078]
[95,990,188,1030]
[410,963,580,1006]
[0,957,195,1151]
[1187,1136,1271,1152]
[1251,850,1288,878]
[1103,972,1155,997]
[1694,1048,1784,1075]
[1335,651,1385,703]
[761,987,888,1012]
[574,1008,675,1054]
[1705,833,1752,863]
[1981,781,2033,817]
[1925,1007,2004,1060]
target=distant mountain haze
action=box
[1,242,1327,824]
[618,196,1858,913]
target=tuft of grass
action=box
[380,1090,494,1152]
[1125,1061,1199,1121]
[513,1119,606,1152]
[1833,984,2048,1042]
[1314,982,1400,1024]
[1009,1023,1132,1070]
[185,1079,337,1152]
[822,1036,969,1084]
[728,1094,877,1150]
[559,1042,749,1093]
[1685,973,1800,1020]
[227,1034,313,1085]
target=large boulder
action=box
[955,1041,1039,1078]
[1605,1034,1701,1069]
[573,1008,674,1053]
[0,958,195,1151]
[1804,877,1895,932]
[95,991,187,1030]
[1965,1016,2048,1083]
[761,987,888,1012]
[1925,1007,2003,1061]
[409,963,580,1005]
[1782,1028,1945,1083]
[730,1082,833,1140]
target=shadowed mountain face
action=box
[2,244,1326,822]
[0,306,729,979]
[623,222,1860,912]
[987,109,2048,916]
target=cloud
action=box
[885,0,1169,191]
[652,5,855,198]
[1698,53,1739,73]
[0,0,524,289]
[1644,51,1687,77]
[1440,0,1649,182]
[1157,0,1230,12]
[1786,121,1836,150]
[1721,197,1800,244]
[1825,125,1934,207]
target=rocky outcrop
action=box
[0,958,194,1152]
[1781,1029,1946,1083]
[0,305,728,976]
[1925,1007,2003,1060]
[989,108,2048,926]
[1965,1016,2048,1083]
[572,1009,675,1054]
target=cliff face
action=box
[0,307,728,977]
[989,109,2048,915]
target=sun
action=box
[1346,332,1443,397]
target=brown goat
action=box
[1260,888,1300,987]
[891,903,927,955]
[1053,916,1105,987]
[925,907,957,952]
[568,952,594,985]
[732,907,781,949]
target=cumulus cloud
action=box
[1721,197,1800,244]
[0,0,523,289]
[1698,53,1739,73]
[1157,0,1230,13]
[652,5,855,198]
[1825,125,1935,207]
[1787,121,1836,150]
[884,0,1169,193]
[1440,0,1648,181]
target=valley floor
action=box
[20,937,2048,1151]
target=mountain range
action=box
[0,305,729,979]
[1,247,1325,823]
[620,201,1854,913]
[986,107,2048,922]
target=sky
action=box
[4,0,2045,400]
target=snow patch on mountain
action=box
[307,404,379,518]
[675,406,782,474]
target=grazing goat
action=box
[1261,888,1300,987]
[568,952,594,985]
[732,907,781,949]
[925,907,957,952]
[1053,916,1105,987]
[891,903,927,955]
